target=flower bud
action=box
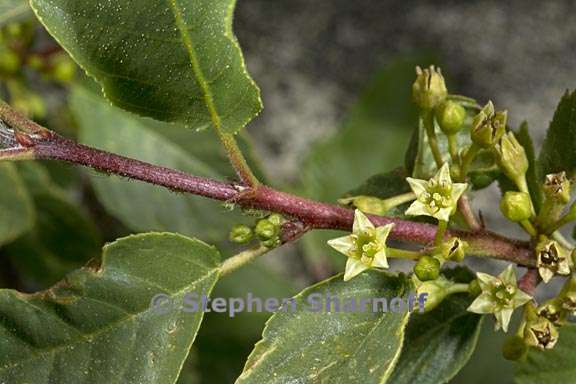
[471,101,507,148]
[261,237,280,248]
[267,214,283,227]
[412,65,447,110]
[255,219,278,240]
[6,23,23,38]
[414,256,441,281]
[435,100,466,135]
[523,317,559,350]
[439,237,468,262]
[27,54,44,71]
[338,195,387,216]
[495,132,529,183]
[414,276,453,312]
[51,55,77,83]
[468,279,481,297]
[0,49,21,75]
[502,335,528,361]
[500,191,532,222]
[543,172,571,205]
[229,224,253,244]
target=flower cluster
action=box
[325,65,576,359]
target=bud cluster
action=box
[0,21,77,119]
[229,214,284,248]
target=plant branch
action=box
[215,129,260,187]
[0,109,535,267]
[458,195,482,231]
[221,245,270,276]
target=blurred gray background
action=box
[231,1,576,383]
[237,0,576,180]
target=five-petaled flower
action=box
[405,163,468,222]
[536,239,571,283]
[467,265,532,332]
[327,209,393,281]
[524,317,559,350]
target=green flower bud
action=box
[502,335,528,361]
[414,255,441,281]
[412,65,447,110]
[523,317,559,350]
[51,56,77,83]
[471,101,507,148]
[27,54,45,71]
[439,237,468,262]
[543,172,571,205]
[229,224,253,244]
[255,219,278,240]
[0,49,21,75]
[267,213,283,227]
[414,276,453,312]
[468,279,482,297]
[435,100,466,135]
[495,132,529,183]
[338,195,387,216]
[500,191,533,222]
[261,237,280,248]
[5,23,23,38]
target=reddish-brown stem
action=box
[0,131,536,267]
[518,268,540,295]
[458,195,482,231]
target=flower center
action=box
[419,179,452,213]
[492,281,516,306]
[532,327,553,348]
[540,246,560,267]
[350,229,379,262]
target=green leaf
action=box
[345,167,411,199]
[31,0,262,133]
[514,324,576,384]
[236,272,411,384]
[389,268,483,384]
[0,163,34,246]
[4,163,101,288]
[0,0,31,27]
[538,90,576,178]
[70,86,243,243]
[0,232,220,383]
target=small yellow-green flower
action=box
[467,265,532,332]
[536,239,570,283]
[405,163,468,222]
[327,209,393,281]
[524,317,559,350]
